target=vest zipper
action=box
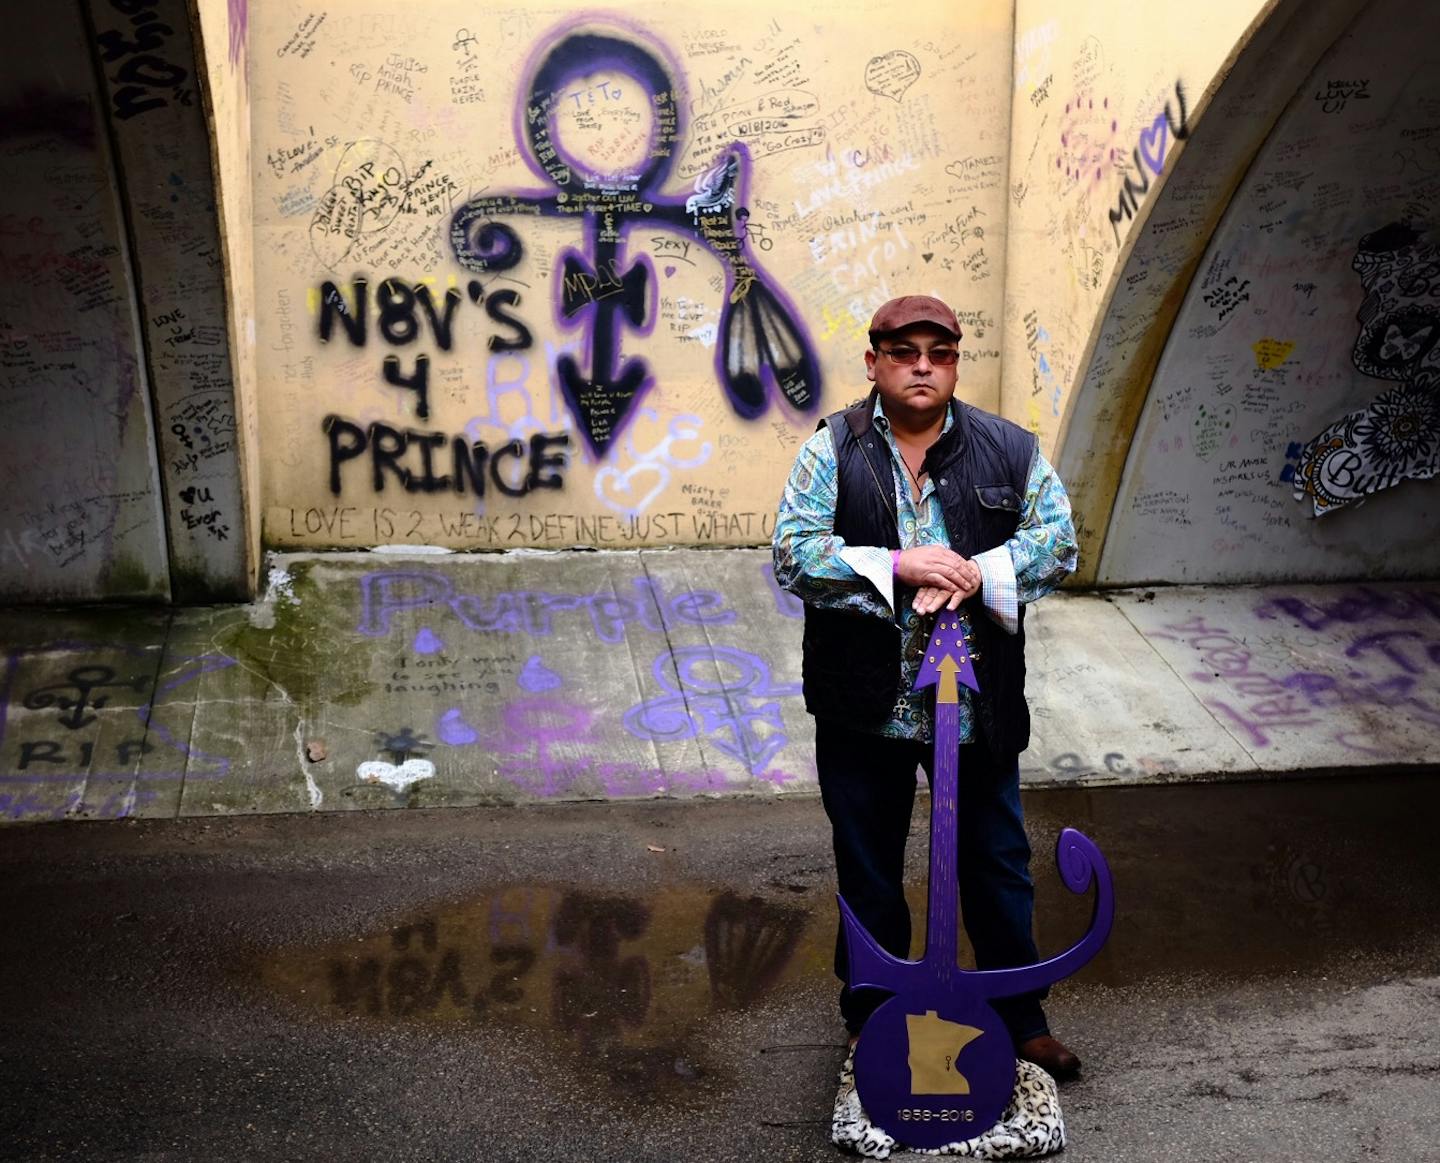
[858,440,900,543]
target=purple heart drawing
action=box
[437,707,478,746]
[518,655,562,692]
[664,265,677,277]
[1138,113,1169,175]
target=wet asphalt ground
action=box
[1,774,1438,1162]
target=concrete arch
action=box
[1051,0,1376,585]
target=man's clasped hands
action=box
[893,546,982,616]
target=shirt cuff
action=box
[839,545,896,614]
[974,547,1019,634]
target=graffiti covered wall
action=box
[1,0,261,605]
[250,0,1013,550]
[1001,0,1270,450]
[0,4,169,601]
[85,0,253,600]
[191,0,263,593]
[1102,0,1440,583]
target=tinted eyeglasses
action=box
[878,344,960,366]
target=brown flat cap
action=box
[868,295,962,342]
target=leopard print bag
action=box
[830,1053,1065,1159]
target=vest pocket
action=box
[974,483,1022,512]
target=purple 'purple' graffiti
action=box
[623,645,800,774]
[448,22,821,457]
[357,569,735,643]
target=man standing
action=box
[772,295,1082,1078]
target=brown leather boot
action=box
[1017,1034,1081,1080]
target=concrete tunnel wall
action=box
[254,0,1403,569]
[0,2,170,601]
[245,0,1319,559]
[1102,0,1440,583]
[191,0,264,593]
[0,0,254,603]
[1053,0,1440,586]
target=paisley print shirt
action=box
[773,398,1078,742]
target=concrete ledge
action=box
[0,550,1435,822]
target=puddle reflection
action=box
[264,886,828,1098]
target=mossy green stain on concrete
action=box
[215,562,376,710]
[103,553,169,602]
[168,563,211,603]
[168,561,249,606]
[184,769,318,818]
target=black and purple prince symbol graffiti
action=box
[842,621,1113,1146]
[448,24,821,458]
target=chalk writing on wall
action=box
[623,645,801,774]
[1150,590,1440,753]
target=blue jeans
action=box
[815,718,1048,1044]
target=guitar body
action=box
[852,987,1016,1145]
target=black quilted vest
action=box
[801,390,1037,756]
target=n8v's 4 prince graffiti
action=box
[448,23,822,458]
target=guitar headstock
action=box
[913,616,980,701]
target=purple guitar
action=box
[841,617,1114,1146]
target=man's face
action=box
[864,323,960,421]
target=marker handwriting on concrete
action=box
[864,51,922,103]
